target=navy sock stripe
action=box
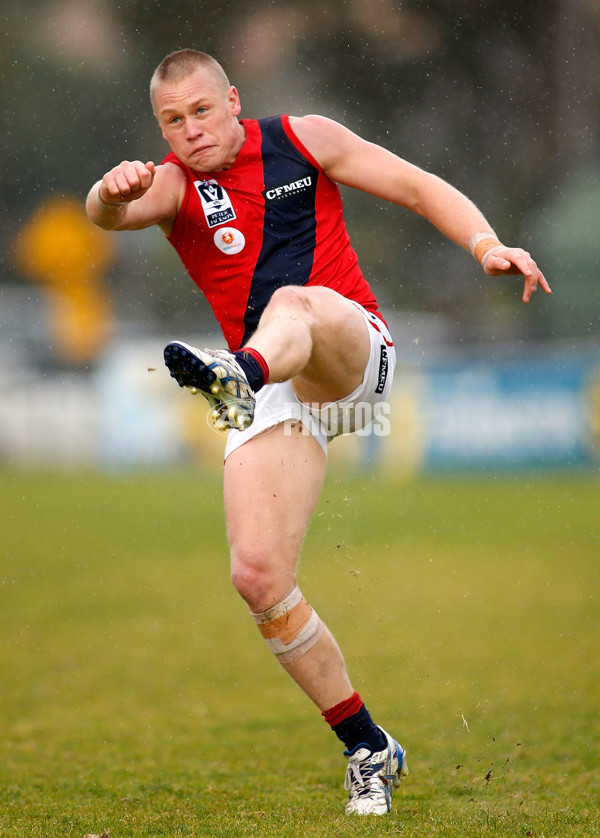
[331,704,387,753]
[233,350,267,392]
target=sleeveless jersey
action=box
[163,115,380,350]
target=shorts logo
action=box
[214,227,245,255]
[264,176,313,201]
[375,345,388,394]
[194,179,236,228]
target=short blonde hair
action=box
[150,49,230,105]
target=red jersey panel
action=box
[163,115,380,350]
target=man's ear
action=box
[229,86,242,117]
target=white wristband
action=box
[468,232,498,255]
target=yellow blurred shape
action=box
[587,364,600,455]
[14,196,116,363]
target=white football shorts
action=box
[224,300,396,459]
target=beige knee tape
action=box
[251,585,324,664]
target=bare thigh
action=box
[224,421,327,612]
[293,287,371,403]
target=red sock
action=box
[322,691,363,727]
[234,346,270,391]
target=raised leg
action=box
[246,285,371,405]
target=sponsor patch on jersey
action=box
[213,227,246,255]
[263,176,313,201]
[194,179,236,228]
[375,345,389,394]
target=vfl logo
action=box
[264,176,313,201]
[194,179,236,228]
[375,346,388,395]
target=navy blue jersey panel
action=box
[242,116,319,344]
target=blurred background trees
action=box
[2,0,599,357]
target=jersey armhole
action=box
[160,153,191,243]
[281,114,325,173]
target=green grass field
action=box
[1,468,598,837]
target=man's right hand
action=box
[87,158,183,234]
[98,160,156,205]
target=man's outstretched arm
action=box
[291,114,551,303]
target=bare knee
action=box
[261,286,357,347]
[230,547,295,612]
[264,285,314,317]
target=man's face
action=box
[153,68,244,172]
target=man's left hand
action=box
[483,246,552,303]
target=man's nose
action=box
[184,117,201,139]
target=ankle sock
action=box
[233,347,269,393]
[323,691,387,754]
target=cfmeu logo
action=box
[264,176,313,201]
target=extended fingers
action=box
[483,246,552,303]
[522,267,552,303]
[505,250,552,303]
